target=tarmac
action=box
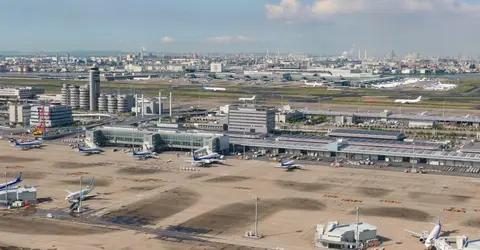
[0,142,479,249]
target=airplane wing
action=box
[84,194,99,199]
[64,190,73,194]
[404,229,423,238]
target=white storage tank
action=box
[107,95,117,114]
[79,85,90,110]
[69,85,80,109]
[61,84,70,106]
[98,94,108,112]
[117,95,128,113]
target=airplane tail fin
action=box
[193,154,200,161]
[16,172,22,182]
[417,96,422,101]
[132,151,137,156]
[87,178,95,189]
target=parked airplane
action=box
[394,96,422,104]
[0,172,22,191]
[132,150,157,159]
[303,80,323,87]
[405,217,454,248]
[77,146,102,155]
[65,177,97,202]
[194,151,223,160]
[202,84,226,92]
[187,154,225,166]
[133,76,151,81]
[239,95,256,101]
[277,160,305,171]
[13,139,43,149]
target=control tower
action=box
[89,64,100,111]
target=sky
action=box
[1,0,480,56]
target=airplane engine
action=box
[419,237,425,243]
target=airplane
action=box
[133,76,151,81]
[202,84,226,92]
[276,160,305,171]
[0,172,22,191]
[194,151,223,160]
[12,139,43,149]
[187,154,225,166]
[303,80,323,87]
[239,95,256,101]
[405,217,455,248]
[394,96,422,104]
[77,146,102,155]
[65,177,98,203]
[132,150,157,159]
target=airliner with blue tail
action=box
[187,153,225,166]
[277,160,305,170]
[132,150,157,159]
[0,172,22,191]
[12,139,43,149]
[77,146,102,155]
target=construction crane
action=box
[33,103,48,136]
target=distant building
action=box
[0,87,44,100]
[227,105,276,134]
[8,104,31,125]
[89,65,101,111]
[210,63,222,73]
[30,104,73,128]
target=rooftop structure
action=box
[329,129,405,141]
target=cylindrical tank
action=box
[117,95,128,113]
[61,84,70,106]
[98,94,108,112]
[79,85,90,110]
[69,85,80,109]
[107,95,117,114]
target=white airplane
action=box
[186,153,225,166]
[0,172,22,191]
[394,96,422,104]
[132,150,157,159]
[303,80,323,87]
[77,146,102,155]
[12,139,43,149]
[133,76,151,81]
[202,84,226,92]
[276,160,305,171]
[239,95,256,101]
[65,177,98,203]
[405,217,454,248]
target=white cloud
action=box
[162,36,174,43]
[205,36,255,43]
[265,0,480,22]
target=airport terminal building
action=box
[86,126,230,154]
[84,126,480,168]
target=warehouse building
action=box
[0,186,37,205]
[228,105,276,134]
[0,87,44,100]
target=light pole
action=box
[78,175,82,213]
[254,196,260,238]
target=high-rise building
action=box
[89,64,100,111]
[227,105,276,134]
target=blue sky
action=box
[1,0,480,56]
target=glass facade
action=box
[87,127,229,153]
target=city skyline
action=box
[1,0,480,56]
